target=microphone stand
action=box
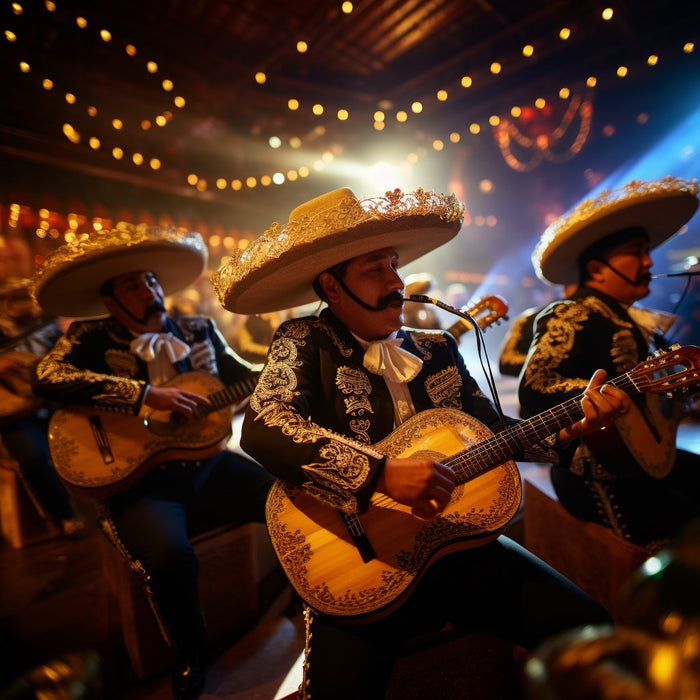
[651,271,700,279]
[404,294,508,426]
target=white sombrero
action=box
[533,176,699,285]
[213,187,464,314]
[33,222,208,318]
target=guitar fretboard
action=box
[445,371,641,484]
[193,375,258,417]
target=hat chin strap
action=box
[332,273,390,312]
[111,295,166,326]
[595,258,644,287]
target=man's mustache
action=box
[146,300,166,316]
[375,291,405,310]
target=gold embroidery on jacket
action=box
[425,366,462,408]
[522,298,616,396]
[302,440,370,504]
[409,330,447,361]
[105,348,139,377]
[610,329,639,374]
[249,318,374,512]
[336,366,373,443]
[35,321,144,409]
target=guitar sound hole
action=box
[170,412,187,427]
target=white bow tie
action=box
[129,332,191,363]
[362,337,423,383]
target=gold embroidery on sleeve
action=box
[249,318,374,511]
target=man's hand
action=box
[376,457,457,520]
[559,368,631,443]
[143,385,210,416]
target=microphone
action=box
[652,270,700,278]
[406,294,473,321]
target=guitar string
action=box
[444,372,641,483]
[337,353,690,524]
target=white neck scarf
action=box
[362,336,423,384]
[130,332,191,387]
[129,332,191,363]
[627,306,677,343]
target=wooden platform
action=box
[523,479,652,621]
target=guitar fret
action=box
[444,382,631,486]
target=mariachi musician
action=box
[213,187,630,700]
[519,176,700,548]
[31,223,274,700]
[0,277,83,536]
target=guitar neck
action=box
[447,371,641,484]
[446,317,473,339]
[194,374,258,416]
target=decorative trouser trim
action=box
[99,514,176,648]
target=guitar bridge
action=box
[89,415,115,465]
[340,511,376,563]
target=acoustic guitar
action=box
[444,294,508,339]
[49,371,257,497]
[266,345,700,621]
[587,390,689,479]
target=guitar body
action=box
[266,408,522,621]
[587,393,683,478]
[49,371,234,497]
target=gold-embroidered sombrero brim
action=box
[213,187,464,314]
[33,222,208,318]
[533,176,699,286]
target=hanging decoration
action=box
[494,91,594,172]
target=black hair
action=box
[99,278,115,297]
[312,259,351,301]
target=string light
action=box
[2,1,694,194]
[4,1,187,172]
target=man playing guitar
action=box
[0,277,82,536]
[213,187,630,700]
[520,176,700,547]
[31,223,274,700]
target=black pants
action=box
[306,536,612,700]
[102,450,275,660]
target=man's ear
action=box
[586,258,605,282]
[318,272,342,303]
[102,296,117,315]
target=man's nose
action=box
[389,269,404,289]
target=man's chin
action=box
[144,311,167,330]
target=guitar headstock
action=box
[466,295,510,330]
[629,345,700,395]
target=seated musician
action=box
[31,223,274,700]
[0,277,83,536]
[213,187,630,700]
[519,176,700,548]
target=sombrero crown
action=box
[33,221,207,318]
[213,187,464,314]
[533,176,699,286]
